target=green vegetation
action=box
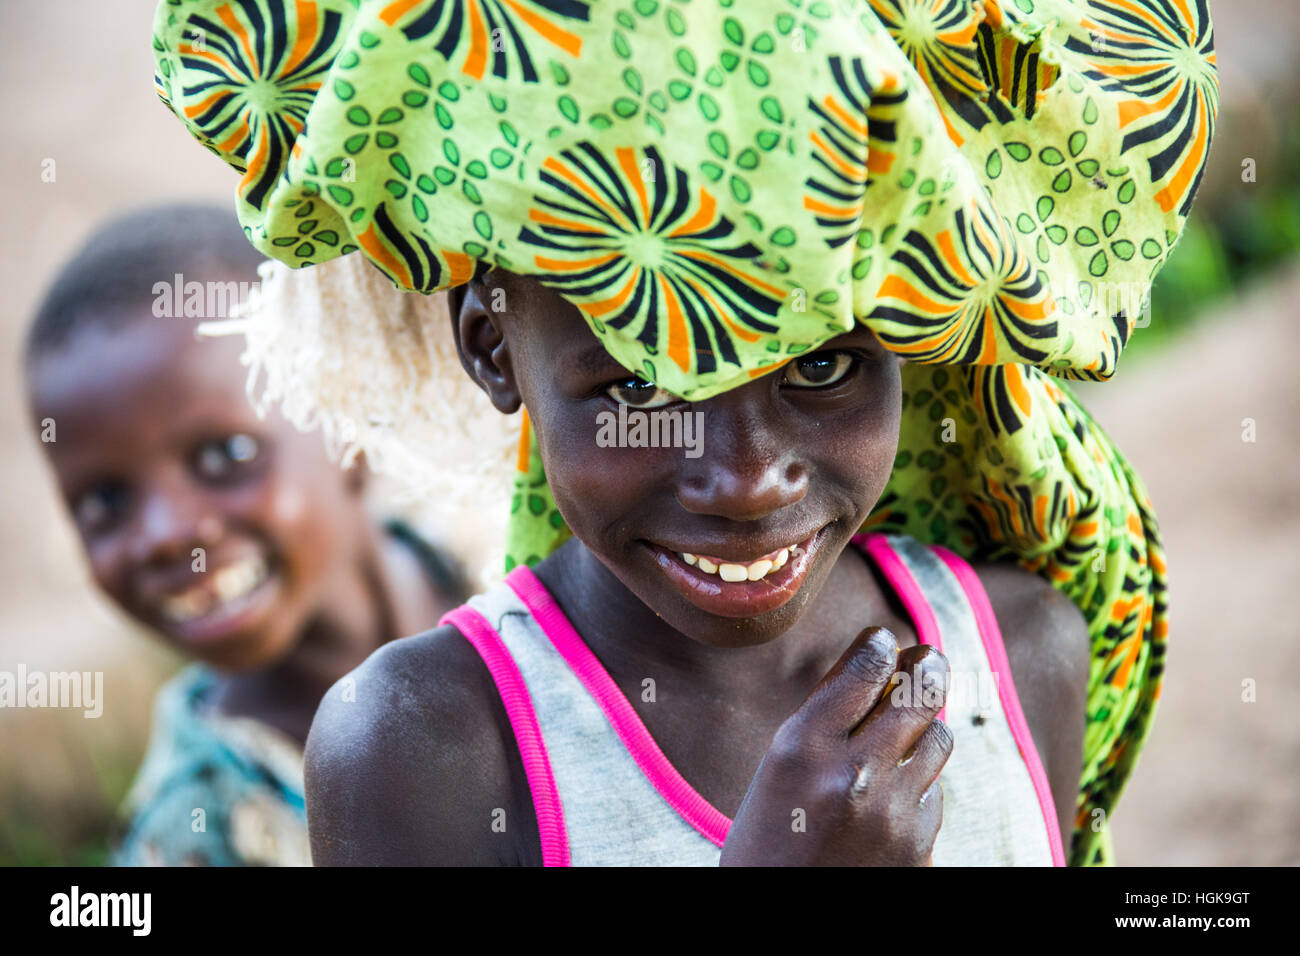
[1132,113,1300,361]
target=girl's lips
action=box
[646,526,832,619]
[149,557,282,649]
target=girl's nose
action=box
[674,400,808,522]
[127,477,218,565]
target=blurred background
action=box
[1,1,1296,865]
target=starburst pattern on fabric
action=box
[170,0,348,210]
[520,143,787,377]
[868,200,1058,367]
[377,0,590,82]
[867,0,987,144]
[1067,0,1218,216]
[804,56,907,249]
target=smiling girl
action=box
[304,265,1089,865]
[150,0,1215,865]
[25,205,468,865]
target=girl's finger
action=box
[851,644,949,763]
[796,626,901,739]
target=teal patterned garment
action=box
[112,665,310,867]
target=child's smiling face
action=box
[457,271,903,647]
[28,303,367,671]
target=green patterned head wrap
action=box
[153,0,1217,864]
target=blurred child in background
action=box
[24,204,468,865]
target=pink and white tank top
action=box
[439,532,1065,866]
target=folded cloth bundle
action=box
[153,0,1218,864]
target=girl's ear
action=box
[345,451,369,496]
[450,280,522,415]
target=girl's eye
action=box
[605,377,676,409]
[783,351,855,388]
[74,482,129,533]
[193,433,260,482]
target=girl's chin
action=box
[181,636,289,674]
[676,603,811,648]
[161,619,300,674]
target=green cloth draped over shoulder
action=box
[151,0,1218,864]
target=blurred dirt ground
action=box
[1074,266,1300,866]
[1,1,1297,865]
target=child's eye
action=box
[782,351,855,388]
[192,433,261,482]
[74,482,130,533]
[605,377,677,409]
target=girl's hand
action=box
[720,627,952,866]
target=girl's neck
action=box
[211,521,399,745]
[536,537,886,710]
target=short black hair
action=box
[25,202,266,360]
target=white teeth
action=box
[718,563,748,583]
[159,555,269,623]
[677,546,794,583]
[214,555,266,604]
[162,589,212,622]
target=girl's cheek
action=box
[546,440,667,540]
[260,471,344,560]
[217,464,331,595]
[548,445,628,516]
[822,395,901,507]
[87,537,129,604]
[535,397,639,485]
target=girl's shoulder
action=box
[114,665,309,866]
[857,532,1089,680]
[967,561,1091,691]
[305,613,541,865]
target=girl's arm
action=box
[304,625,539,865]
[976,564,1092,854]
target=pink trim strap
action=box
[931,546,1068,867]
[506,567,733,848]
[853,532,946,723]
[439,605,572,866]
[445,538,1062,866]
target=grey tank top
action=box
[455,532,1062,866]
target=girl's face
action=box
[460,272,903,647]
[28,309,366,672]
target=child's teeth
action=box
[162,587,211,622]
[682,547,792,582]
[215,555,267,603]
[718,563,748,583]
[161,556,269,622]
